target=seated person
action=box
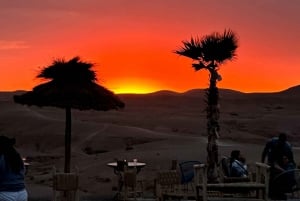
[270,155,297,199]
[274,155,296,173]
[230,150,248,177]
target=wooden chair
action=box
[123,169,143,201]
[155,170,190,201]
[53,167,79,201]
[179,160,202,192]
[194,162,270,201]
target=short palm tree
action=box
[175,29,238,182]
[14,56,125,173]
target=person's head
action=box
[0,136,23,172]
[282,155,289,165]
[231,150,241,160]
[278,133,287,142]
[278,133,287,147]
[0,136,16,153]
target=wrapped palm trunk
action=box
[206,77,220,182]
[65,107,72,173]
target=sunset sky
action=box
[1,0,300,94]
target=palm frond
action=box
[192,62,206,71]
[217,29,238,62]
[14,56,125,110]
[175,29,238,68]
[37,56,97,83]
[201,29,238,64]
[201,33,221,62]
[14,81,125,110]
[174,36,202,60]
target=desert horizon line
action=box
[2,84,300,95]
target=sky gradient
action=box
[1,0,300,93]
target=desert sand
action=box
[1,86,300,200]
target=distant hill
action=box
[3,85,300,97]
[182,88,244,97]
[144,90,179,96]
[279,85,300,95]
[1,84,300,146]
[2,85,300,102]
[116,86,297,99]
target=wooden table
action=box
[107,161,146,200]
[107,161,146,173]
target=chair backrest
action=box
[220,156,231,177]
[53,167,79,201]
[53,167,79,191]
[155,170,181,199]
[124,170,137,188]
[179,160,202,184]
[157,170,180,186]
[193,164,207,186]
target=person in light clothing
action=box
[0,136,27,201]
[230,150,248,177]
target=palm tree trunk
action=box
[65,106,72,173]
[206,70,220,183]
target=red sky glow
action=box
[1,0,300,94]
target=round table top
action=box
[107,161,146,168]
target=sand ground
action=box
[1,88,300,200]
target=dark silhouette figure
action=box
[269,155,297,200]
[14,57,125,173]
[0,136,27,201]
[262,133,294,167]
[262,133,296,200]
[175,29,238,182]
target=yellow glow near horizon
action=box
[109,79,160,94]
[113,85,157,94]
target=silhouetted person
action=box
[230,150,248,177]
[270,155,296,200]
[261,133,294,167]
[262,133,295,200]
[0,136,27,201]
[274,155,296,173]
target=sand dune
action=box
[0,86,300,199]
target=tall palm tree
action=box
[175,29,238,182]
[14,56,125,173]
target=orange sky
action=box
[1,0,300,94]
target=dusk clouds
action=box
[0,41,29,50]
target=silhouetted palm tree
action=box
[14,56,125,173]
[175,29,238,181]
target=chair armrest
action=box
[223,176,250,183]
[255,162,270,184]
[193,164,206,185]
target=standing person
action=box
[261,132,294,167]
[262,133,295,200]
[0,136,27,201]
